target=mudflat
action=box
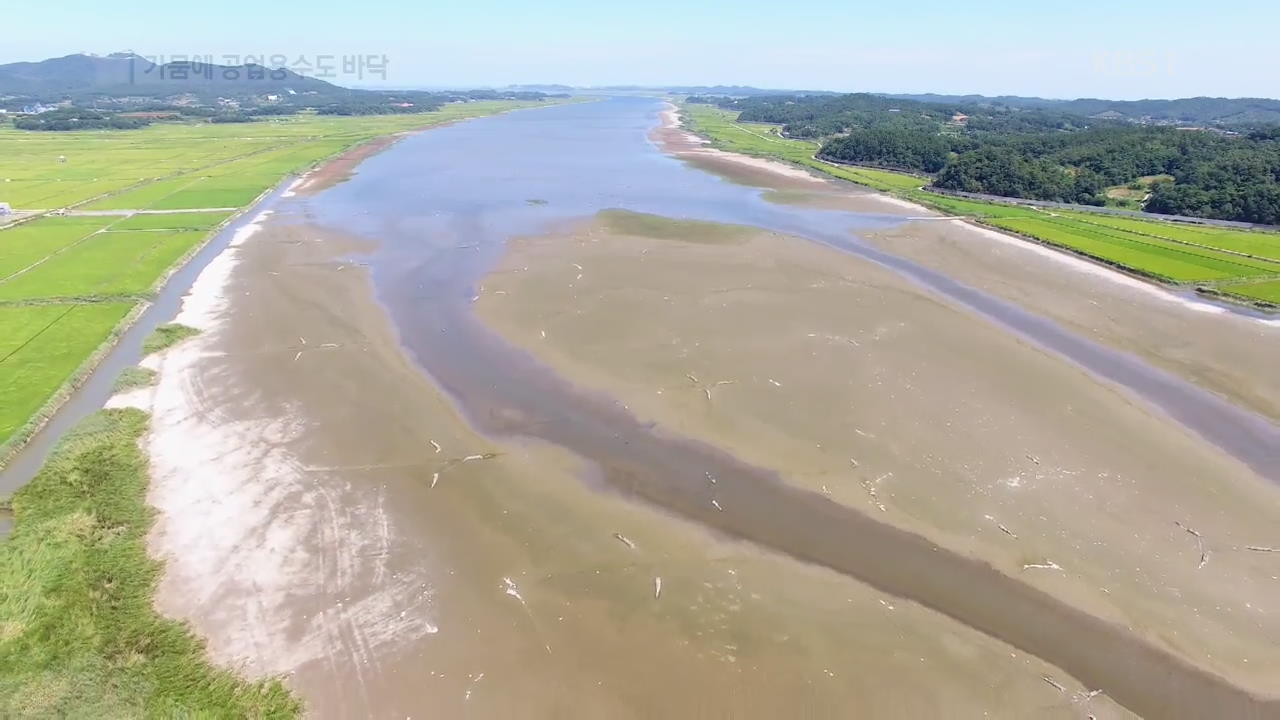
[475,209,1280,715]
[865,219,1280,422]
[117,207,1127,718]
[121,97,1280,719]
[651,105,919,217]
[658,101,1280,425]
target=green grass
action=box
[679,105,929,194]
[142,324,200,356]
[599,209,750,244]
[986,216,1280,282]
[0,305,78,359]
[0,100,570,465]
[82,177,207,212]
[150,184,266,210]
[109,212,233,232]
[903,193,1037,218]
[0,409,301,717]
[1219,280,1280,305]
[1055,211,1280,262]
[0,231,206,301]
[679,101,1280,302]
[680,105,821,162]
[112,366,157,393]
[0,216,115,279]
[1,102,551,212]
[0,303,134,445]
[806,161,927,193]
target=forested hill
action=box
[1,53,559,125]
[689,94,1280,225]
[0,53,345,100]
[879,94,1280,125]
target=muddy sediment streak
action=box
[309,98,1278,717]
[380,277,1277,719]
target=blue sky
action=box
[7,0,1278,99]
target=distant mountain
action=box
[0,53,351,100]
[655,85,835,97]
[879,93,1280,125]
[879,93,1063,108]
[502,83,576,93]
[553,85,833,97]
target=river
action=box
[5,96,1279,718]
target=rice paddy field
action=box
[0,302,133,444]
[1219,280,1280,304]
[984,214,1280,282]
[679,102,1280,306]
[1055,210,1280,263]
[0,100,554,454]
[0,102,545,212]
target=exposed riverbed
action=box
[47,97,1280,718]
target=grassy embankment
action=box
[0,100,559,457]
[0,322,300,715]
[112,366,156,393]
[680,104,1280,306]
[141,324,200,355]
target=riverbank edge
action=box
[0,168,297,469]
[0,102,558,470]
[0,127,403,713]
[2,101,578,711]
[669,102,1280,316]
[471,210,1280,716]
[0,400,303,716]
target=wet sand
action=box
[651,104,918,217]
[116,208,1127,718]
[657,103,1280,424]
[287,134,406,197]
[120,98,1280,718]
[474,210,1280,715]
[866,219,1280,423]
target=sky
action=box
[6,0,1278,100]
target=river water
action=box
[4,97,1278,717]
[312,96,1278,481]
[7,98,1274,490]
[298,97,1278,716]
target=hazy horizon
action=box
[6,0,1279,101]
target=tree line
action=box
[690,95,1280,224]
[12,108,150,131]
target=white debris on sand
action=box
[121,208,441,679]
